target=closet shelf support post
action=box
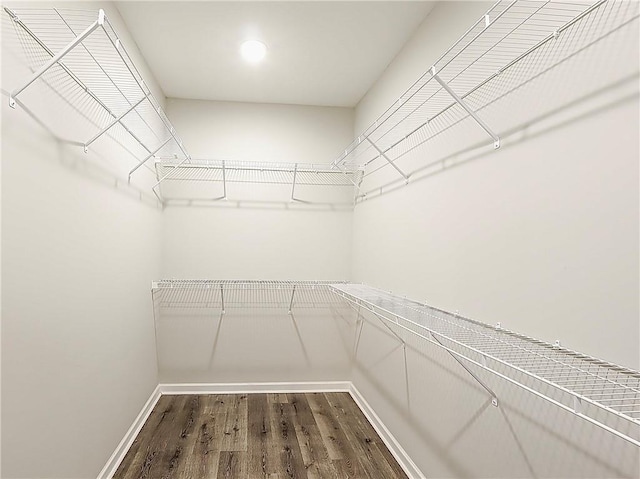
[431,66,500,149]
[9,9,105,108]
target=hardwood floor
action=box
[113,392,408,479]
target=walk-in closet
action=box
[2,1,639,478]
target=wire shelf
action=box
[155,158,364,188]
[330,0,639,201]
[4,7,190,189]
[152,280,349,313]
[330,283,640,447]
[154,158,364,205]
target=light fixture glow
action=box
[240,40,267,63]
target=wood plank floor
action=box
[113,392,409,479]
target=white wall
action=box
[2,2,164,478]
[158,99,354,384]
[162,98,354,280]
[166,98,353,165]
[156,287,356,384]
[353,1,639,371]
[350,1,639,478]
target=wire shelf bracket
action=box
[365,136,410,182]
[129,136,172,182]
[291,164,298,202]
[431,331,499,407]
[288,284,297,314]
[430,66,500,149]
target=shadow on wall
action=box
[2,90,162,209]
[162,196,355,212]
[358,72,639,205]
[154,291,357,384]
[351,307,639,478]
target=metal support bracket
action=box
[220,284,225,314]
[365,136,409,182]
[222,160,227,200]
[128,136,172,182]
[9,9,105,108]
[288,285,296,314]
[335,163,364,194]
[349,300,411,409]
[291,163,298,202]
[431,67,500,149]
[84,93,150,152]
[350,300,405,345]
[431,332,499,407]
[153,155,191,191]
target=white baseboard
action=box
[158,380,352,395]
[97,385,161,479]
[348,384,426,479]
[98,381,424,479]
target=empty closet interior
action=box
[2,0,639,478]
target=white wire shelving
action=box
[331,283,640,447]
[330,0,639,202]
[154,158,364,203]
[150,279,640,446]
[152,280,349,317]
[4,6,190,199]
[5,2,637,206]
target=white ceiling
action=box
[116,1,436,107]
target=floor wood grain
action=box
[113,392,408,479]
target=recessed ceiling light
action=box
[240,40,267,63]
